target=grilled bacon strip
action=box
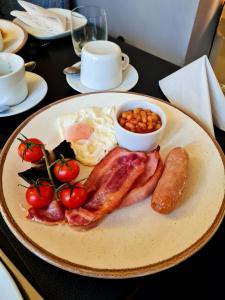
[120,159,164,208]
[120,146,162,208]
[84,147,136,194]
[27,201,65,224]
[65,208,102,230]
[130,146,161,188]
[66,147,148,228]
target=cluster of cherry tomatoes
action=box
[18,137,87,209]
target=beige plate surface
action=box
[0,92,225,278]
[0,19,27,53]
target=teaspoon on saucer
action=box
[63,64,81,75]
[24,61,36,72]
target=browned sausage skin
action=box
[151,147,189,214]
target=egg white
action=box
[57,106,117,166]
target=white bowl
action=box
[114,100,167,151]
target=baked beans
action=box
[118,108,162,133]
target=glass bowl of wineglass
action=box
[71,5,108,57]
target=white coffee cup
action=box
[80,40,129,90]
[0,53,28,106]
[0,29,4,51]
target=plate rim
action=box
[12,8,71,40]
[0,91,225,278]
[0,19,28,53]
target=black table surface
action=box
[0,34,225,300]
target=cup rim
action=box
[82,40,120,57]
[115,100,167,137]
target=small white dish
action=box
[0,260,23,300]
[13,8,75,40]
[0,19,28,53]
[114,100,167,151]
[66,63,139,93]
[0,71,47,117]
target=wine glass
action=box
[71,5,108,57]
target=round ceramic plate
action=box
[0,92,224,278]
[0,19,27,53]
[13,8,83,40]
[66,63,139,93]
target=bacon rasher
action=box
[84,147,139,194]
[119,147,164,208]
[27,201,65,224]
[65,147,148,228]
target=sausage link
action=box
[151,147,189,214]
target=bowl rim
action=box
[115,99,167,136]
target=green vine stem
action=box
[41,147,57,199]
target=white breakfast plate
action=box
[66,63,139,93]
[0,260,23,300]
[13,8,84,40]
[0,92,224,278]
[0,19,27,53]
[0,72,47,117]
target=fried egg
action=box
[57,106,117,166]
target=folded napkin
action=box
[10,0,67,34]
[159,55,225,136]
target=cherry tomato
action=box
[18,138,43,163]
[54,159,80,182]
[58,183,87,209]
[26,181,54,208]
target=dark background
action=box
[0,2,225,300]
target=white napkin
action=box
[159,55,225,136]
[10,0,67,34]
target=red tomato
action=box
[58,183,87,209]
[18,138,43,162]
[26,181,54,208]
[54,159,80,182]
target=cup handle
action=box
[121,53,129,71]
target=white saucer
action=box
[66,63,139,93]
[0,261,23,300]
[0,72,48,117]
[13,8,72,40]
[0,19,28,53]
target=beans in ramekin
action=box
[118,108,162,133]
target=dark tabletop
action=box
[0,33,225,300]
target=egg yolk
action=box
[66,122,94,142]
